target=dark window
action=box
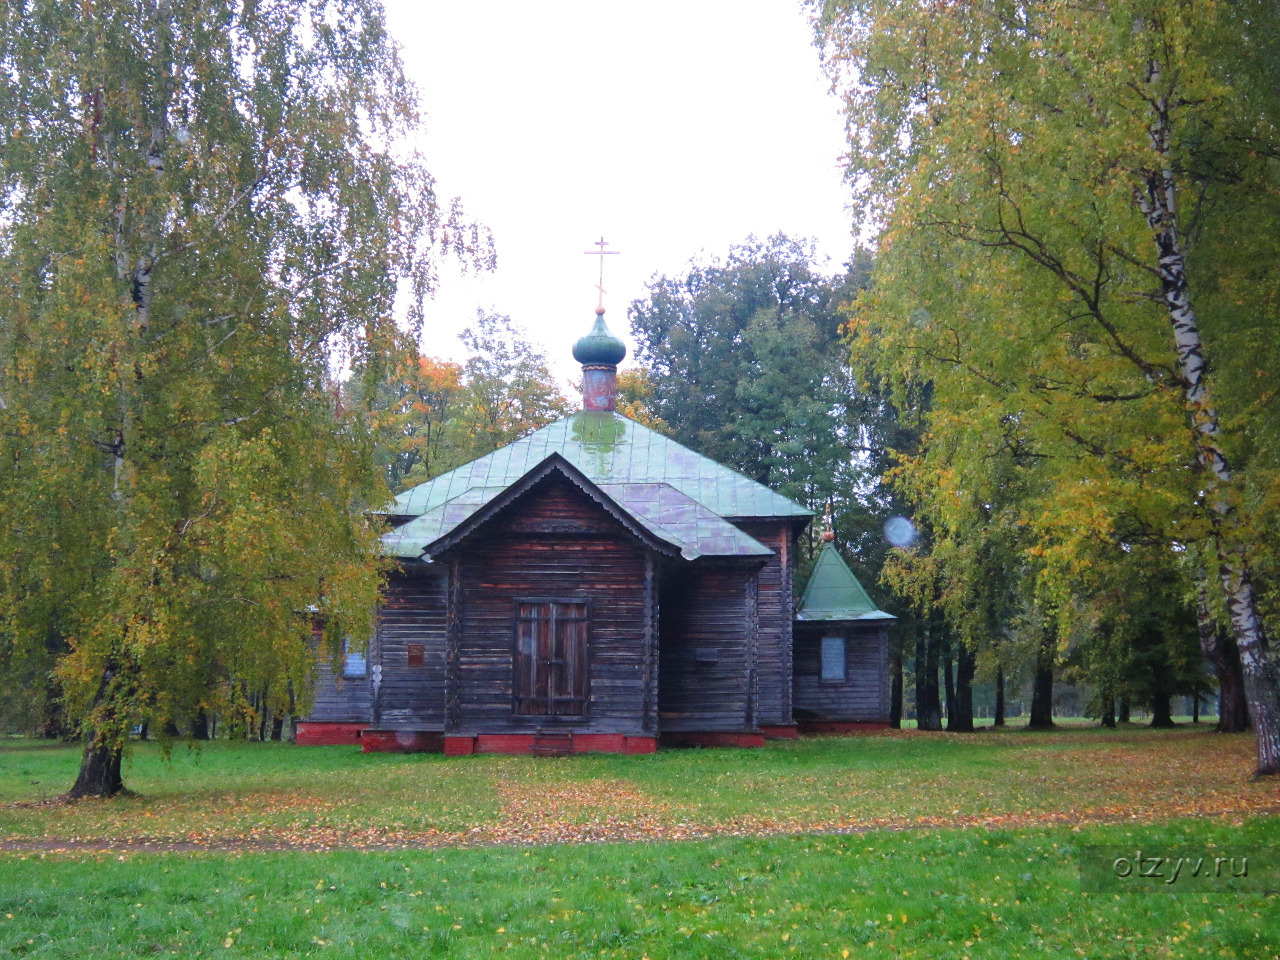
[406,643,424,668]
[820,636,846,681]
[514,601,588,716]
[343,638,368,678]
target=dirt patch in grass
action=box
[5,796,1278,854]
[487,775,680,844]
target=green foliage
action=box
[631,236,848,497]
[614,367,668,432]
[630,236,887,558]
[348,313,571,495]
[0,1,487,766]
[815,0,1280,728]
[344,348,465,494]
[453,312,572,466]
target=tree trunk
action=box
[65,739,124,799]
[193,709,210,740]
[994,666,1005,727]
[1100,694,1116,729]
[948,641,975,732]
[1198,583,1251,733]
[917,619,943,731]
[1150,693,1174,728]
[39,671,68,740]
[1192,695,1199,724]
[286,680,297,743]
[1029,666,1054,729]
[913,626,926,725]
[1028,632,1055,729]
[271,714,285,741]
[1138,55,1280,775]
[1217,634,1251,733]
[942,637,955,724]
[1148,630,1176,728]
[889,643,903,729]
[64,663,130,798]
[1118,696,1131,724]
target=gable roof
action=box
[392,411,811,522]
[382,454,774,561]
[795,542,896,622]
[382,411,811,562]
[381,414,808,563]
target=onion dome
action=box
[572,310,627,367]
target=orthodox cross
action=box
[583,236,620,311]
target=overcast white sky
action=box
[382,0,855,381]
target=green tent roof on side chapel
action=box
[795,541,896,622]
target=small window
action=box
[343,638,368,678]
[406,643,425,668]
[820,636,846,681]
[515,601,588,716]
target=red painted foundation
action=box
[796,720,892,735]
[361,729,444,754]
[295,722,365,746]
[442,733,658,756]
[659,731,767,749]
[444,736,476,756]
[758,724,800,740]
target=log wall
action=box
[793,623,890,722]
[448,473,653,736]
[375,566,448,729]
[657,561,757,732]
[733,521,797,728]
[307,635,372,724]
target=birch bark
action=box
[1137,58,1280,776]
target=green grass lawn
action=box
[1,729,1277,958]
[0,726,1274,846]
[1,818,1275,958]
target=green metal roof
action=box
[795,542,896,622]
[383,411,809,561]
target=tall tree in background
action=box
[631,236,924,712]
[817,0,1280,773]
[454,312,572,463]
[630,235,877,548]
[347,350,464,494]
[0,0,489,795]
[349,313,569,494]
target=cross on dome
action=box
[582,236,620,314]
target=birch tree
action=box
[816,0,1280,772]
[0,0,489,795]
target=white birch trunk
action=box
[1137,59,1280,776]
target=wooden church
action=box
[296,310,893,755]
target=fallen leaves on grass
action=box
[3,729,1277,854]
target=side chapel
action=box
[297,309,894,755]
